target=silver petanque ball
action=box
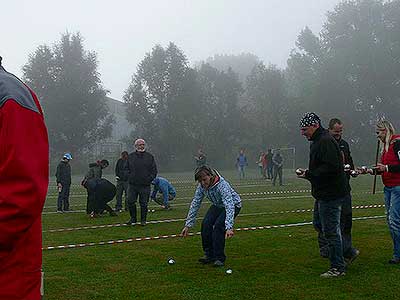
[168,258,175,265]
[226,269,233,274]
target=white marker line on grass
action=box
[43,215,386,251]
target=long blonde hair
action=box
[376,120,396,152]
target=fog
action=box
[2,0,340,100]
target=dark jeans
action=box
[57,183,70,211]
[85,179,98,214]
[313,197,345,272]
[267,164,273,179]
[201,205,241,262]
[115,180,129,210]
[273,166,283,186]
[128,184,151,223]
[313,194,357,258]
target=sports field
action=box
[42,170,397,300]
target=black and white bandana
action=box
[299,112,321,128]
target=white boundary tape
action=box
[43,204,386,233]
[42,215,386,251]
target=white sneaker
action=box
[320,268,345,278]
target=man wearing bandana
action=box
[296,112,347,277]
[126,139,157,226]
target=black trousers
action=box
[57,183,70,211]
[201,205,241,262]
[128,184,151,223]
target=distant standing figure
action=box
[56,153,72,212]
[236,149,248,179]
[115,151,130,212]
[266,149,273,179]
[195,149,207,167]
[126,139,157,226]
[151,177,176,209]
[272,149,284,186]
[257,151,267,178]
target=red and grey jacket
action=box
[0,65,49,300]
[381,134,400,187]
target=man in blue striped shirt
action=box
[181,166,242,267]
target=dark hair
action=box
[194,165,215,181]
[121,151,128,156]
[100,159,109,166]
[328,118,342,129]
[0,56,2,66]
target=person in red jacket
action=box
[359,120,400,264]
[0,56,49,300]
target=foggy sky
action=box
[2,0,341,100]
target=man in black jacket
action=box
[55,153,72,212]
[313,119,360,263]
[115,151,129,212]
[296,112,347,278]
[126,139,157,226]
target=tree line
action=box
[22,0,400,171]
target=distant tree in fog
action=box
[23,32,114,155]
[204,53,260,85]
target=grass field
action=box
[42,169,399,300]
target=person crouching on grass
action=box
[181,166,242,267]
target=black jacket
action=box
[305,127,347,201]
[55,161,71,185]
[127,151,157,186]
[337,138,354,193]
[115,158,129,181]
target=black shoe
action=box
[198,256,214,264]
[213,260,225,267]
[388,257,400,264]
[126,219,136,225]
[140,221,146,226]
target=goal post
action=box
[273,147,296,170]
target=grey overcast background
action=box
[2,0,341,100]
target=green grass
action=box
[42,170,395,300]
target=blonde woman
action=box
[361,120,400,264]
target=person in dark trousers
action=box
[181,166,242,267]
[296,112,347,278]
[115,151,129,212]
[92,178,117,217]
[266,149,273,179]
[0,56,49,300]
[195,149,207,167]
[126,139,157,226]
[55,153,72,212]
[359,120,400,264]
[314,118,360,263]
[151,177,176,209]
[81,159,109,215]
[272,149,284,186]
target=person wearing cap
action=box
[126,139,157,226]
[181,165,242,267]
[0,57,49,300]
[151,176,176,209]
[55,153,72,212]
[296,112,347,278]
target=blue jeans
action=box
[384,186,400,259]
[313,194,357,258]
[201,205,241,262]
[314,197,345,272]
[238,166,245,179]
